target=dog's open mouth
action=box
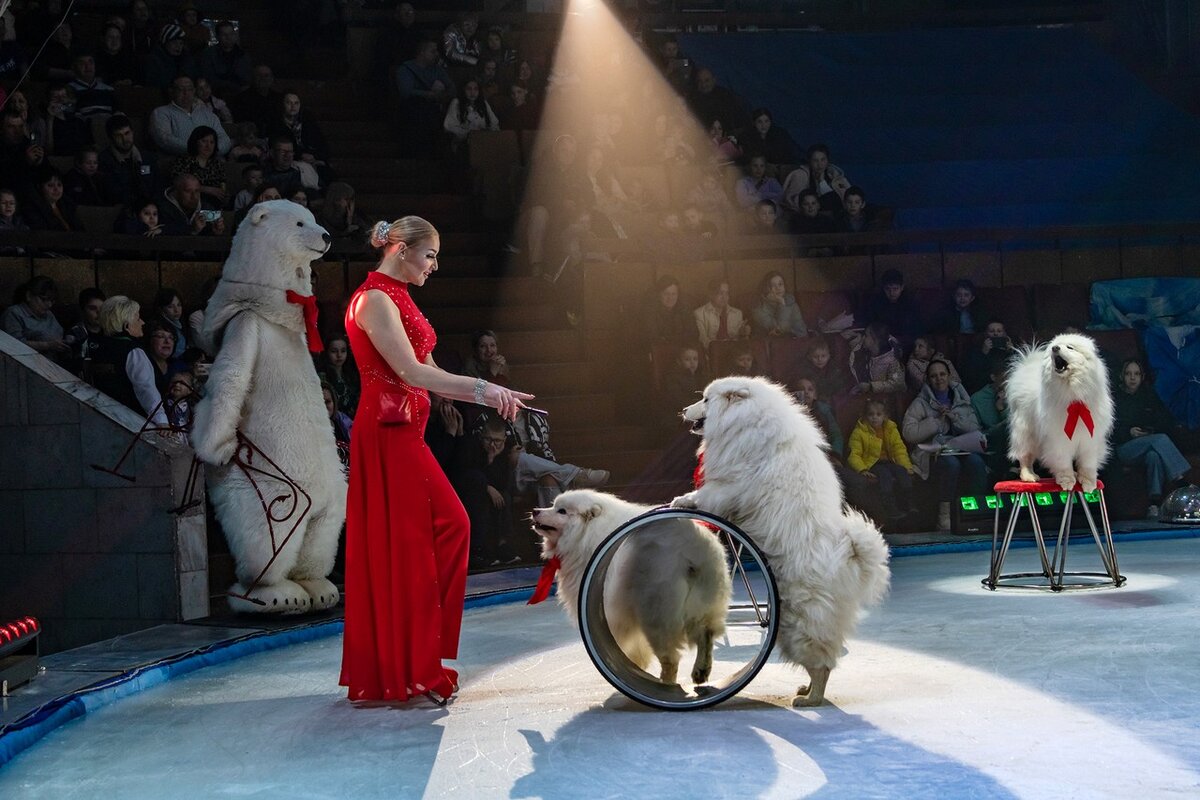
[688,416,706,434]
[533,523,558,534]
[1053,353,1069,373]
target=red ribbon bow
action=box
[1064,401,1095,439]
[527,556,560,605]
[285,290,324,353]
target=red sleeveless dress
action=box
[339,270,469,702]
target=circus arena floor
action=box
[2,535,1199,799]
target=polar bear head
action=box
[200,201,332,352]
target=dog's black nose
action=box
[1051,345,1060,352]
[321,232,331,244]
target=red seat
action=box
[994,478,1105,494]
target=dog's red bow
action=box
[1064,401,1094,439]
[285,290,323,353]
[527,556,560,605]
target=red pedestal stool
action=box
[983,478,1125,591]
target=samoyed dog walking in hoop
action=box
[672,376,891,707]
[1007,333,1114,492]
[531,491,732,686]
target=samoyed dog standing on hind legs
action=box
[1006,333,1114,492]
[671,376,891,707]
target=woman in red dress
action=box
[340,216,533,704]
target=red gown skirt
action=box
[338,389,470,702]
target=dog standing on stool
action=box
[672,376,891,707]
[1007,333,1114,492]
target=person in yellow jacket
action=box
[848,399,916,522]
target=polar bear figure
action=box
[192,200,346,614]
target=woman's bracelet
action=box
[473,378,488,405]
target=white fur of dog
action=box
[1006,333,1114,492]
[671,376,891,707]
[532,490,732,686]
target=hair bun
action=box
[369,221,392,249]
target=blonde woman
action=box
[339,216,533,705]
[90,295,168,426]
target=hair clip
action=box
[370,221,392,248]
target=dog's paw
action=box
[1077,470,1098,494]
[670,492,699,510]
[1019,466,1040,483]
[791,692,825,708]
[691,665,711,685]
[1054,472,1077,492]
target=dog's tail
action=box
[842,508,892,608]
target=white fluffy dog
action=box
[532,490,732,686]
[1007,333,1114,492]
[671,376,891,707]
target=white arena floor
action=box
[2,537,1199,799]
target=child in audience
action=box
[233,165,264,212]
[227,122,264,163]
[802,336,851,400]
[0,188,30,254]
[661,344,707,425]
[164,370,196,440]
[849,322,905,396]
[727,343,759,377]
[792,376,843,456]
[848,398,916,522]
[906,335,960,395]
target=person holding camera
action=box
[961,319,1016,393]
[158,172,226,236]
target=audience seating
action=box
[1032,282,1091,334]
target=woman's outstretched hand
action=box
[483,383,535,421]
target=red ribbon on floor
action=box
[285,290,324,353]
[1064,401,1094,439]
[527,556,560,605]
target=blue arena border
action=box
[2,527,1196,769]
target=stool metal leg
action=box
[1098,489,1123,585]
[1026,494,1053,578]
[987,496,1022,588]
[1075,490,1125,587]
[1051,492,1077,591]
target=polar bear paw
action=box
[295,577,340,611]
[228,579,312,614]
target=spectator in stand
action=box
[688,68,747,138]
[746,199,787,235]
[656,36,691,93]
[151,287,188,358]
[480,26,517,79]
[395,38,455,160]
[158,172,225,236]
[232,181,282,228]
[24,166,85,232]
[443,78,499,151]
[151,76,231,157]
[314,181,368,239]
[782,144,851,215]
[113,196,165,237]
[660,343,708,426]
[451,417,522,569]
[143,318,180,395]
[848,398,917,523]
[194,77,233,126]
[29,84,90,158]
[971,351,1013,478]
[960,319,1016,393]
[707,119,742,164]
[177,2,212,55]
[859,268,920,344]
[522,133,588,278]
[837,185,887,235]
[199,19,251,95]
[751,270,807,338]
[694,278,750,350]
[687,171,735,220]
[735,155,783,211]
[95,22,137,85]
[144,23,198,89]
[477,58,504,106]
[931,277,983,336]
[171,125,227,208]
[3,89,30,124]
[229,64,284,135]
[286,186,308,207]
[643,274,694,347]
[375,3,424,78]
[442,13,481,80]
[0,17,29,82]
[124,0,159,70]
[67,53,117,121]
[2,275,67,358]
[269,93,332,176]
[463,329,509,385]
[91,295,169,426]
[801,336,853,401]
[498,82,540,131]
[1112,357,1193,520]
[39,21,76,82]
[793,375,844,456]
[65,287,106,365]
[165,370,195,439]
[99,114,157,206]
[849,322,905,397]
[738,108,796,166]
[512,58,543,96]
[63,146,114,206]
[906,334,960,395]
[319,333,360,418]
[789,188,838,255]
[227,122,264,163]
[0,187,30,253]
[1,108,43,197]
[261,134,315,197]
[902,358,987,532]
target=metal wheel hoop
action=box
[577,507,780,711]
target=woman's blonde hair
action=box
[99,295,141,336]
[369,215,438,252]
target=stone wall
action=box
[0,333,208,654]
